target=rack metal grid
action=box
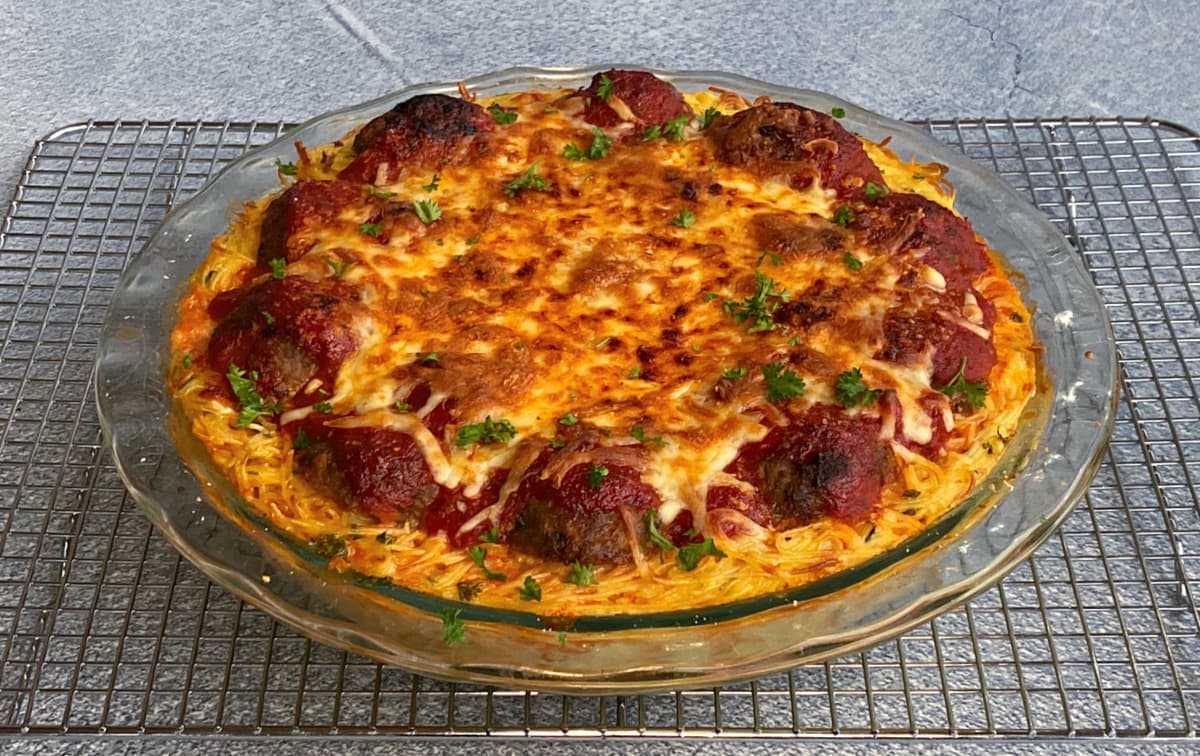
[0,116,1196,741]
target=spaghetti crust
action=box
[169,73,1037,617]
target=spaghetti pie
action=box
[169,70,1038,617]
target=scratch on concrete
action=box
[944,1,1031,114]
[324,1,408,76]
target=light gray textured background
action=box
[1,0,1197,752]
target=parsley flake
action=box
[627,365,642,379]
[565,561,596,586]
[835,367,883,408]
[311,533,347,559]
[646,510,675,552]
[831,106,846,118]
[548,438,566,449]
[587,463,609,490]
[412,199,441,225]
[557,631,568,647]
[488,103,518,124]
[269,258,287,279]
[518,576,542,601]
[721,367,748,380]
[456,582,482,601]
[724,272,788,333]
[368,185,395,199]
[641,125,662,141]
[456,417,518,447]
[313,401,332,414]
[833,207,854,227]
[260,309,275,325]
[323,256,355,279]
[662,113,690,142]
[844,252,864,271]
[182,353,193,369]
[762,362,806,402]
[468,545,507,581]
[936,358,988,410]
[699,107,721,129]
[394,401,412,412]
[864,181,890,201]
[358,222,382,237]
[226,364,281,428]
[756,250,783,267]
[480,527,501,544]
[419,352,439,364]
[596,74,614,101]
[558,412,579,426]
[503,162,550,197]
[631,426,666,446]
[273,158,297,176]
[676,538,727,571]
[670,207,696,228]
[465,235,480,245]
[563,127,613,161]
[376,530,394,545]
[441,608,465,645]
[292,428,310,450]
[422,173,440,193]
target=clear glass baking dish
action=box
[95,65,1117,694]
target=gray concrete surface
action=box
[1,0,1198,751]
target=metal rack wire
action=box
[0,116,1196,741]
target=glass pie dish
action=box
[95,65,1117,694]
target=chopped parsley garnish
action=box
[456,417,518,447]
[548,438,566,449]
[292,428,310,450]
[835,367,883,407]
[468,545,507,581]
[420,352,440,363]
[831,106,846,118]
[646,510,675,552]
[762,362,806,402]
[723,272,788,333]
[563,127,613,161]
[503,162,550,197]
[565,561,596,586]
[422,173,441,192]
[441,608,465,645]
[518,576,542,601]
[260,310,275,325]
[587,463,609,490]
[368,185,395,199]
[456,581,482,601]
[273,158,297,176]
[631,426,666,446]
[557,631,568,647]
[394,401,411,412]
[226,364,282,428]
[312,401,333,414]
[662,114,690,142]
[182,353,193,369]
[480,527,501,544]
[487,103,518,124]
[670,207,696,228]
[268,258,287,279]
[676,537,727,571]
[412,199,441,225]
[596,74,614,101]
[936,358,988,410]
[702,292,719,302]
[323,256,355,279]
[641,125,662,141]
[627,365,642,379]
[787,335,804,346]
[594,335,612,349]
[358,222,382,237]
[310,533,347,559]
[558,412,579,426]
[864,181,890,201]
[844,252,864,271]
[465,235,480,245]
[833,207,854,227]
[699,107,721,129]
[756,250,783,267]
[721,367,748,380]
[376,530,394,545]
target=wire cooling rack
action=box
[0,116,1197,742]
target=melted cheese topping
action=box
[169,86,1038,618]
